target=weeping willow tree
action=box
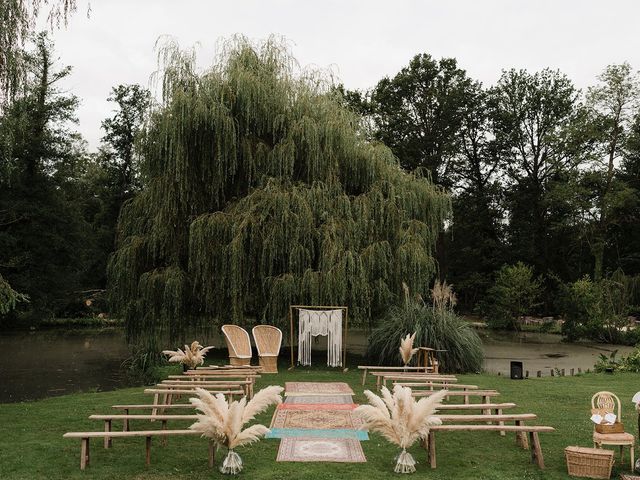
[108,37,450,351]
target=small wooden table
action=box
[416,347,447,374]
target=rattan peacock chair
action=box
[221,325,252,366]
[251,325,282,373]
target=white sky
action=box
[46,0,640,150]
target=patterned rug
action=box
[271,409,365,430]
[278,403,358,411]
[284,395,354,405]
[284,382,354,396]
[266,428,369,440]
[276,437,366,463]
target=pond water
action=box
[0,328,130,403]
[0,327,634,403]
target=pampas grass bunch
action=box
[355,385,446,474]
[399,332,418,366]
[189,385,284,474]
[162,340,214,369]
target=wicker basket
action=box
[565,446,614,479]
[595,422,624,434]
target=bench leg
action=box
[529,432,544,469]
[80,438,90,470]
[145,436,152,466]
[208,441,216,468]
[515,420,528,448]
[123,408,129,432]
[151,394,159,418]
[104,419,112,448]
[161,420,168,446]
[428,431,436,468]
[361,369,367,386]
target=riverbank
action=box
[1,326,636,402]
[2,367,640,479]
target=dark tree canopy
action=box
[108,38,450,350]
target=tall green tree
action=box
[0,33,89,318]
[489,69,580,276]
[108,38,451,351]
[0,0,80,107]
[366,54,474,185]
[447,83,504,309]
[579,63,640,279]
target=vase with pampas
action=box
[162,340,214,370]
[189,385,283,474]
[355,385,446,473]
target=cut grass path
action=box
[1,366,639,479]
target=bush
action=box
[594,348,640,373]
[561,270,638,344]
[480,263,542,330]
[366,299,484,373]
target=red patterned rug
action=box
[278,403,358,411]
[271,408,365,430]
[284,395,354,404]
[276,437,366,462]
[284,382,354,396]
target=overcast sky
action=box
[46,0,640,150]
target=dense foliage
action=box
[345,58,640,323]
[107,38,450,350]
[366,299,483,373]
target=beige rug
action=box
[276,437,366,462]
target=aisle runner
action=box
[270,382,367,463]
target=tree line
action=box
[1,32,639,345]
[340,55,640,338]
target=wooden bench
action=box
[412,389,499,407]
[393,382,478,390]
[357,365,431,385]
[422,424,555,469]
[374,373,457,389]
[90,414,199,446]
[63,430,214,470]
[112,404,196,430]
[159,380,252,397]
[435,413,537,439]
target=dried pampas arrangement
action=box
[355,385,446,474]
[189,385,284,474]
[162,340,214,369]
[399,332,418,366]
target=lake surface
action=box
[0,327,634,403]
[0,328,130,403]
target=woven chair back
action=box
[591,391,621,417]
[252,325,282,356]
[221,325,252,357]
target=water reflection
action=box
[0,328,130,403]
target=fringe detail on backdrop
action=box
[297,309,342,367]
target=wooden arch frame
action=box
[288,305,349,370]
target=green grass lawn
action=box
[1,364,639,479]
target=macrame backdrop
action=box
[297,309,343,367]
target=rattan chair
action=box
[591,391,635,469]
[252,325,282,373]
[221,325,252,366]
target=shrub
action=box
[366,297,483,373]
[561,270,638,343]
[480,263,542,330]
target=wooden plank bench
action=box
[422,424,555,469]
[63,430,214,470]
[159,380,252,397]
[374,373,457,389]
[393,382,478,390]
[357,365,432,385]
[112,404,195,430]
[90,414,199,446]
